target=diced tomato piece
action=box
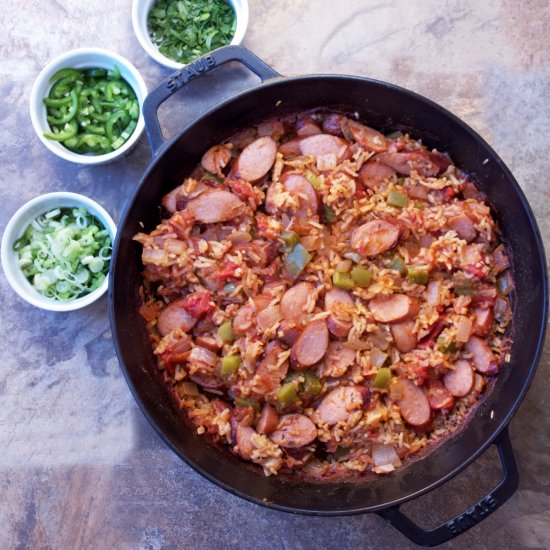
[463,265,486,279]
[427,380,455,411]
[181,290,214,318]
[354,180,368,199]
[213,260,239,281]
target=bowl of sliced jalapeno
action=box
[30,48,147,164]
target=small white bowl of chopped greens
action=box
[30,48,147,165]
[132,0,249,70]
[1,192,116,311]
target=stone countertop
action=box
[1,1,549,548]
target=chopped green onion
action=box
[351,266,371,287]
[323,204,337,224]
[407,265,429,284]
[221,354,241,377]
[235,397,260,411]
[11,207,111,301]
[387,189,408,208]
[281,231,300,250]
[373,367,392,389]
[389,255,407,276]
[218,321,235,343]
[333,271,354,290]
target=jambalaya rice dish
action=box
[134,111,513,479]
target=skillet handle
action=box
[142,45,281,156]
[378,428,519,547]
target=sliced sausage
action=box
[296,116,322,137]
[282,174,319,217]
[235,424,256,459]
[322,342,356,377]
[316,386,364,425]
[256,119,284,141]
[291,318,329,367]
[157,299,197,336]
[278,320,302,346]
[473,307,494,336]
[232,136,277,182]
[343,119,388,152]
[162,186,181,215]
[281,281,314,322]
[253,351,289,402]
[376,150,451,177]
[256,404,280,435]
[278,138,303,158]
[448,214,477,243]
[350,219,400,257]
[299,134,351,163]
[465,336,499,375]
[358,161,396,191]
[186,189,244,224]
[269,414,317,448]
[322,113,346,136]
[232,294,272,336]
[369,294,420,323]
[325,288,354,338]
[201,144,231,175]
[390,320,417,353]
[396,378,431,428]
[427,380,455,411]
[443,359,474,397]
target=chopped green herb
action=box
[148,0,237,64]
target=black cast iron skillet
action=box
[109,46,548,546]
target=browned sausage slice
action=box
[350,219,400,257]
[465,336,499,374]
[316,386,364,425]
[253,341,289,398]
[278,138,303,158]
[376,150,451,177]
[396,378,431,428]
[186,190,244,223]
[162,186,180,215]
[256,404,280,435]
[323,342,356,377]
[291,318,329,367]
[269,413,317,448]
[201,144,232,175]
[299,134,351,163]
[358,161,396,191]
[281,282,314,322]
[448,214,477,243]
[157,299,197,336]
[232,294,273,336]
[343,119,388,152]
[473,307,494,336]
[390,320,417,353]
[296,116,322,137]
[324,288,354,338]
[282,174,319,217]
[443,359,474,397]
[235,424,256,459]
[233,136,277,182]
[322,113,346,137]
[369,294,420,323]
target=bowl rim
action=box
[1,191,117,311]
[131,0,249,70]
[29,47,148,165]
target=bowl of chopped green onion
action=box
[1,192,116,311]
[30,48,147,164]
[132,0,248,69]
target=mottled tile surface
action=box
[1,1,550,548]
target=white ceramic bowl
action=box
[132,0,249,70]
[30,48,148,165]
[1,192,117,311]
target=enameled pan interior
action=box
[110,75,547,514]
